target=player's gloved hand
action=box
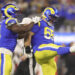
[25,46,31,54]
[70,43,75,53]
[32,16,41,24]
[19,18,32,24]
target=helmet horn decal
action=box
[42,7,57,21]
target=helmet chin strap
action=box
[47,22,53,26]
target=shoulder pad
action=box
[5,18,17,26]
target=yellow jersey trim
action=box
[38,43,62,49]
[38,21,41,27]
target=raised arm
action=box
[7,22,34,33]
[6,17,40,33]
[6,18,34,33]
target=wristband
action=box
[25,46,31,54]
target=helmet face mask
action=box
[8,8,19,17]
[49,15,58,23]
[1,4,19,18]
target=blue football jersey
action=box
[31,19,54,48]
[0,18,18,52]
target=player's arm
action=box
[17,22,38,39]
[21,32,33,60]
[7,22,34,33]
[24,31,33,54]
[6,17,40,33]
[47,44,75,56]
[17,32,27,39]
[21,22,41,60]
[24,22,40,53]
[17,22,40,39]
[24,22,40,54]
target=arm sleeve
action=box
[31,23,40,34]
[57,47,70,55]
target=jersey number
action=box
[44,27,54,39]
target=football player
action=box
[0,4,39,75]
[29,7,75,75]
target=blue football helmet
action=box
[1,4,19,18]
[42,7,59,22]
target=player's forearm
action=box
[16,16,40,33]
[24,32,31,46]
[21,22,34,32]
[11,22,34,33]
[55,46,75,55]
[56,47,70,55]
[18,32,26,39]
[24,33,32,54]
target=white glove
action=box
[32,16,41,24]
[70,43,75,53]
[19,18,32,24]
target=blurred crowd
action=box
[0,0,75,32]
[0,0,75,75]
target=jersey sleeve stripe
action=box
[5,18,16,24]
